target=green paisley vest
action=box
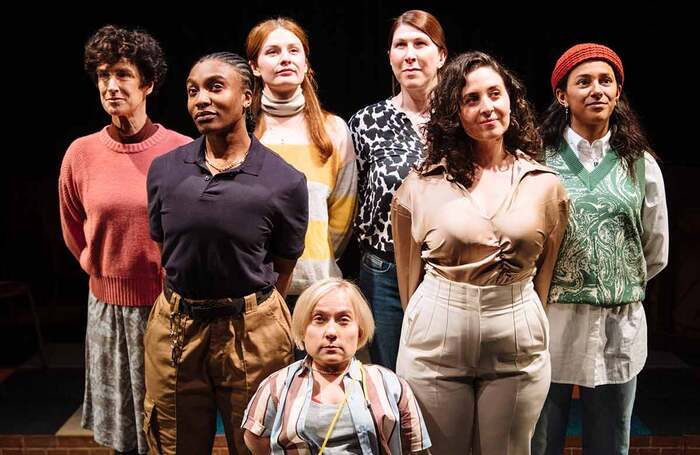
[546,142,646,306]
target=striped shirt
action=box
[260,114,357,296]
[242,357,431,454]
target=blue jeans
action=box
[532,378,637,455]
[358,251,403,371]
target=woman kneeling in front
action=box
[242,278,431,454]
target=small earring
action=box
[565,106,569,120]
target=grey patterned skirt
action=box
[82,292,151,453]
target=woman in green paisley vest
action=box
[532,43,669,455]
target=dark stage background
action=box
[2,2,698,362]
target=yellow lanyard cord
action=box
[319,378,354,455]
[318,362,369,455]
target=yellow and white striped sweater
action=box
[260,113,357,295]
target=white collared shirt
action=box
[548,128,669,387]
[564,127,611,171]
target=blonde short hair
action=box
[291,278,375,351]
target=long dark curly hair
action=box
[420,51,541,189]
[541,67,656,179]
[84,25,167,93]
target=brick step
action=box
[2,434,700,454]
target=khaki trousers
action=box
[143,289,293,454]
[397,272,551,455]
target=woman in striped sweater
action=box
[246,18,357,324]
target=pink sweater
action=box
[59,125,191,306]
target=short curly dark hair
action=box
[84,25,167,93]
[420,51,542,189]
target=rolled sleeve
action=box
[241,375,278,437]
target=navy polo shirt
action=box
[147,135,308,299]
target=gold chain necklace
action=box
[205,149,248,172]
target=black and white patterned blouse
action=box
[348,99,425,253]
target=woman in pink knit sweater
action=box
[58,25,190,455]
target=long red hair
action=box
[246,18,334,161]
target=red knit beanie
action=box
[550,43,624,93]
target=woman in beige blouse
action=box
[391,51,569,455]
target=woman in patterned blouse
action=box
[348,9,447,371]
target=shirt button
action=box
[204,175,211,181]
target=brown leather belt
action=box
[164,285,273,320]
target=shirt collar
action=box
[182,134,265,176]
[565,126,611,158]
[420,150,556,180]
[297,356,363,382]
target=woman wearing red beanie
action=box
[531,43,669,455]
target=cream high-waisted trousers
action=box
[397,272,551,455]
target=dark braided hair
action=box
[195,52,256,132]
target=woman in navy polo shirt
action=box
[144,52,309,455]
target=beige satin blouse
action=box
[391,154,570,308]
